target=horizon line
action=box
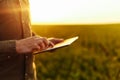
[31,22,120,25]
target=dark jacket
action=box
[0,0,36,80]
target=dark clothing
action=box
[0,0,36,80]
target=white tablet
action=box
[34,36,79,54]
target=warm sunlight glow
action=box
[30,0,120,25]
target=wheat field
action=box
[32,24,120,80]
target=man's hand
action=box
[48,38,64,45]
[16,36,53,54]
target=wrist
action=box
[16,40,21,54]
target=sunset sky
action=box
[30,0,120,25]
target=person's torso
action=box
[0,0,35,80]
[0,0,32,41]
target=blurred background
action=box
[32,25,120,80]
[30,0,120,80]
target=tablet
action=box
[34,36,79,54]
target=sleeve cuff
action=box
[0,40,17,54]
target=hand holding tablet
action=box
[34,36,79,54]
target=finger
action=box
[35,37,44,48]
[35,37,49,48]
[32,43,41,52]
[48,41,54,48]
[49,38,64,45]
[42,37,49,48]
[38,40,46,50]
[55,39,64,43]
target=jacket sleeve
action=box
[0,40,16,53]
